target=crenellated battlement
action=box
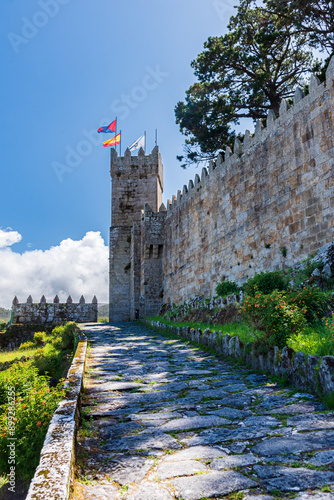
[110,145,163,190]
[11,295,98,324]
[166,57,334,215]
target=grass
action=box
[0,475,7,488]
[287,322,334,356]
[146,316,262,345]
[0,347,39,364]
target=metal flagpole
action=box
[115,116,117,152]
[120,130,122,156]
[144,131,146,153]
[155,129,158,146]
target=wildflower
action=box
[37,422,42,427]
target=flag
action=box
[103,133,121,147]
[129,135,145,152]
[98,119,117,133]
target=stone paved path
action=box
[72,323,334,500]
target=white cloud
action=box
[0,228,22,248]
[0,231,109,309]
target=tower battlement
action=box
[110,145,163,184]
[110,146,163,228]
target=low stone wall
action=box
[149,320,334,397]
[11,295,98,325]
[25,326,87,500]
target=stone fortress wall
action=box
[11,295,98,324]
[109,58,334,320]
[163,60,334,305]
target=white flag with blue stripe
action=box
[129,135,145,152]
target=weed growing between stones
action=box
[320,391,334,410]
[321,484,332,492]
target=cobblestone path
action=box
[73,323,334,500]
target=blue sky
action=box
[0,0,244,307]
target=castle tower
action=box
[109,146,163,321]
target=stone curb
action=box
[25,327,87,500]
[148,321,334,398]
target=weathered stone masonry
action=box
[11,295,98,324]
[163,62,334,305]
[109,147,164,321]
[109,59,334,320]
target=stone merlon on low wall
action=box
[11,294,98,324]
[149,320,334,397]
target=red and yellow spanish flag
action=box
[103,133,121,147]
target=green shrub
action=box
[289,287,329,324]
[292,259,323,288]
[0,362,65,480]
[244,270,289,296]
[33,331,47,346]
[0,362,39,408]
[215,280,241,298]
[19,341,36,351]
[52,322,77,350]
[242,290,306,348]
[32,344,63,384]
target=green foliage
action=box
[175,1,314,167]
[244,270,289,296]
[242,291,307,347]
[0,323,78,480]
[322,392,334,411]
[289,287,329,324]
[0,307,10,323]
[19,341,36,351]
[287,320,334,356]
[0,362,65,480]
[0,322,7,331]
[11,323,78,384]
[31,323,78,383]
[52,322,78,350]
[33,331,48,346]
[0,362,39,407]
[32,344,64,384]
[291,258,323,288]
[146,316,262,345]
[280,245,287,258]
[264,0,334,52]
[0,347,38,364]
[215,280,241,298]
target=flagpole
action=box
[144,131,146,153]
[115,116,117,152]
[155,129,158,146]
[120,130,122,156]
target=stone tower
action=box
[109,146,164,321]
